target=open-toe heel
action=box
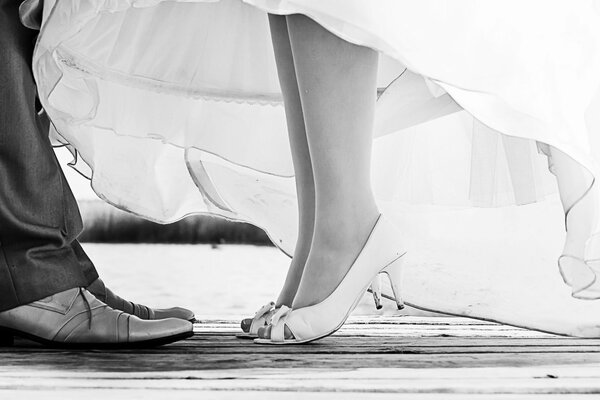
[369,275,383,310]
[244,273,388,339]
[255,215,406,345]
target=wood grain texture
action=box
[1,317,599,399]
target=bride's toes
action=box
[257,325,270,339]
[240,318,252,333]
[257,324,295,340]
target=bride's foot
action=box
[257,211,381,340]
[255,244,371,340]
[256,215,406,344]
[240,213,387,337]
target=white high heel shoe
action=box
[254,215,406,345]
[239,276,392,339]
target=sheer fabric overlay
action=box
[30,0,600,335]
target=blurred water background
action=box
[78,200,271,245]
[83,243,434,318]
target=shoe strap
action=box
[270,306,291,343]
[249,302,275,334]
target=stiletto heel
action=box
[255,214,406,345]
[369,275,383,310]
[241,276,386,339]
[382,257,405,310]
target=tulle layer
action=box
[31,0,600,332]
[37,0,589,206]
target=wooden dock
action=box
[1,316,600,399]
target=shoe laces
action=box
[79,288,93,329]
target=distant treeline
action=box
[78,200,273,245]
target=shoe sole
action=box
[253,314,346,345]
[0,327,194,349]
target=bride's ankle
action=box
[275,275,301,308]
[275,293,294,309]
[275,255,308,308]
[312,211,381,250]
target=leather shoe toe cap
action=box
[127,316,193,342]
[153,307,195,321]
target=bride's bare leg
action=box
[269,15,315,307]
[286,15,380,309]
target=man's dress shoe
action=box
[0,288,193,348]
[87,278,195,321]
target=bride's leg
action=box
[268,15,315,307]
[286,15,380,309]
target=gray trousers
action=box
[0,0,98,311]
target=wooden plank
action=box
[195,316,560,338]
[2,366,600,394]
[1,317,599,398]
[1,391,595,400]
[2,339,600,370]
[2,351,600,371]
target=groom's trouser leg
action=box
[0,0,99,312]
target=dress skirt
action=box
[30,0,600,335]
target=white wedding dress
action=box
[30,0,600,335]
